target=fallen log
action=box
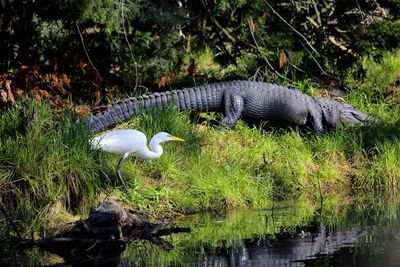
[18,201,190,263]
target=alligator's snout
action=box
[339,105,372,126]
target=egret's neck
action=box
[137,137,164,159]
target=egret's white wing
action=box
[90,129,147,155]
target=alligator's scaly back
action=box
[84,80,373,134]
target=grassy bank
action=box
[0,51,399,238]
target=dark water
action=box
[167,204,400,267]
[3,199,400,266]
[185,222,399,267]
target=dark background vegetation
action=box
[1,0,399,111]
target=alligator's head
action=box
[315,97,372,128]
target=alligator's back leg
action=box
[220,90,244,129]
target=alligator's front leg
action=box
[220,90,244,129]
[308,112,325,135]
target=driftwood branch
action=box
[18,201,191,263]
[19,237,126,250]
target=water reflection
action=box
[3,196,400,266]
[124,197,400,267]
[193,225,366,267]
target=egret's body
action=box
[90,129,184,190]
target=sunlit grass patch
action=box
[346,50,400,99]
[0,100,107,235]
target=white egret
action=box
[90,129,185,190]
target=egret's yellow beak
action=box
[170,136,185,142]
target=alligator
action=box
[84,80,372,134]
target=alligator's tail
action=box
[84,85,222,134]
[84,92,173,133]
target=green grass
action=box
[0,101,109,236]
[346,50,400,102]
[1,50,400,239]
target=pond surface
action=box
[178,210,400,267]
[3,197,400,266]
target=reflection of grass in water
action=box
[2,193,400,266]
[125,200,313,266]
[125,193,400,266]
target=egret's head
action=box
[155,132,185,143]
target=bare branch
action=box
[75,23,101,88]
[264,1,318,54]
[327,36,358,57]
[248,20,291,82]
[210,16,236,43]
[299,41,340,82]
[120,0,139,92]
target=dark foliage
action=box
[0,0,399,106]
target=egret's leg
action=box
[116,155,128,191]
